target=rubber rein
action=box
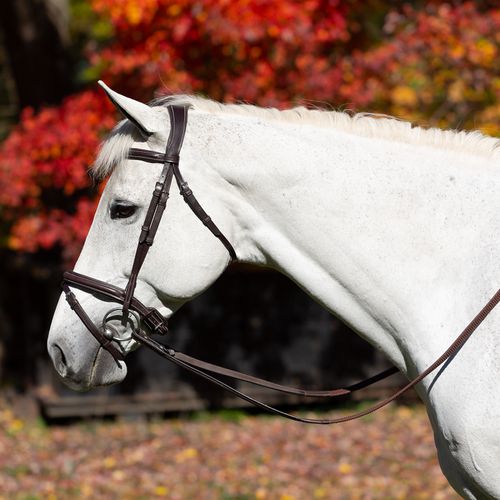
[62,104,500,424]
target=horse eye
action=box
[110,200,138,220]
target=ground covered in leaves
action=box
[0,402,458,499]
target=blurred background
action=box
[0,1,498,496]
[0,0,499,415]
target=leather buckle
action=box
[143,308,169,335]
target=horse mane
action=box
[93,94,499,178]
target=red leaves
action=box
[0,91,114,259]
[9,197,99,261]
[0,1,498,261]
[89,0,351,105]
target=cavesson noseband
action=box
[62,104,500,424]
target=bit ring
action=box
[101,307,141,342]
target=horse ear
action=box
[98,80,161,137]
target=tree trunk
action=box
[0,0,72,110]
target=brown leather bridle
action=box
[62,104,500,424]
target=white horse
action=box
[48,83,500,498]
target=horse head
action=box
[48,83,235,390]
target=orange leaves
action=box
[391,86,418,107]
[0,1,498,261]
[477,104,500,137]
[471,38,497,66]
[174,446,199,463]
[87,0,499,119]
[340,3,500,128]
[87,0,351,105]
[337,461,353,474]
[92,0,159,27]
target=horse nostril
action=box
[52,344,68,376]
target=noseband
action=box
[62,104,500,424]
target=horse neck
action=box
[200,112,500,376]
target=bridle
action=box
[62,104,500,424]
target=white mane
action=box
[93,94,499,178]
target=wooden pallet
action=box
[38,375,415,419]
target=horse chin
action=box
[50,342,128,391]
[89,347,128,388]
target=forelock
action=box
[91,120,143,179]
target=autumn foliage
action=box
[0,91,115,261]
[0,403,455,498]
[0,1,498,262]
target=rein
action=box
[62,104,500,424]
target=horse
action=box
[48,82,500,499]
